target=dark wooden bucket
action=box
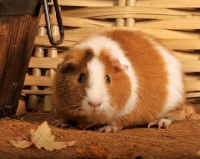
[0,0,43,117]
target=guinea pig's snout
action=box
[88,100,102,114]
[88,101,102,108]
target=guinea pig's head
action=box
[54,48,131,119]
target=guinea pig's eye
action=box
[78,73,85,83]
[106,75,111,84]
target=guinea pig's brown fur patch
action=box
[52,48,94,122]
[105,30,169,127]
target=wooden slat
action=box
[34,27,200,47]
[49,0,200,8]
[39,14,200,30]
[22,89,52,95]
[64,27,200,40]
[173,51,200,61]
[185,81,200,92]
[34,36,74,47]
[88,13,183,20]
[186,98,200,103]
[29,57,62,69]
[184,75,200,81]
[61,7,200,18]
[181,61,200,73]
[39,15,114,27]
[24,76,53,87]
[35,35,200,50]
[135,17,200,30]
[186,92,200,98]
[48,0,116,6]
[136,0,200,8]
[160,39,200,50]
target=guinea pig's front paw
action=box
[148,118,172,129]
[51,119,69,128]
[97,125,121,133]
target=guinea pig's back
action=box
[105,30,184,122]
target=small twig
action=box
[8,125,35,145]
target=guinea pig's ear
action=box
[57,59,77,73]
[110,57,128,72]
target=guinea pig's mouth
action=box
[90,107,101,115]
[74,106,102,116]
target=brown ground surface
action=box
[0,112,200,159]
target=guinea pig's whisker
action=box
[67,104,79,109]
[80,121,98,130]
[74,107,80,116]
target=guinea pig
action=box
[52,30,185,133]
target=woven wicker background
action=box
[23,0,200,111]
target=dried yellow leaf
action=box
[9,139,32,148]
[30,121,76,151]
[9,121,76,151]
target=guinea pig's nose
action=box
[88,101,101,108]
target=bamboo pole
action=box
[125,0,136,27]
[115,0,126,26]
[27,27,46,111]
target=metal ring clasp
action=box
[42,0,64,45]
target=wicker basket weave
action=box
[23,0,200,111]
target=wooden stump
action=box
[0,15,40,117]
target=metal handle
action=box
[42,0,64,45]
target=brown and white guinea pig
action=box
[52,30,185,133]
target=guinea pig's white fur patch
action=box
[74,35,139,118]
[147,37,184,117]
[82,57,114,117]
